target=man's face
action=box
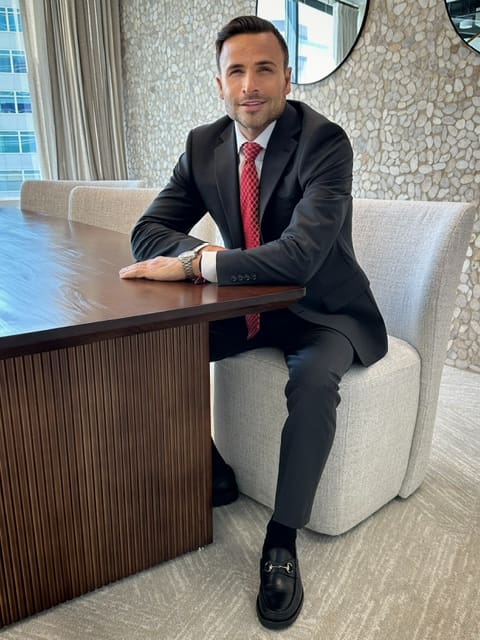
[216,32,292,140]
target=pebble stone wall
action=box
[120,0,480,372]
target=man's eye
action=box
[259,66,273,73]
[229,68,243,76]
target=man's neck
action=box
[234,120,277,153]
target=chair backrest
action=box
[352,198,475,495]
[20,179,146,218]
[69,186,224,240]
[68,186,159,235]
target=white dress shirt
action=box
[200,120,277,283]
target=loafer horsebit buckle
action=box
[264,560,294,574]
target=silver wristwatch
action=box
[178,243,209,281]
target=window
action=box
[0,90,31,113]
[0,90,14,112]
[0,48,10,72]
[0,130,37,153]
[16,91,31,112]
[0,48,26,73]
[0,0,40,200]
[20,130,35,152]
[12,48,26,72]
[0,7,22,32]
[0,130,19,152]
[0,169,40,196]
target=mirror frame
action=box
[256,0,370,85]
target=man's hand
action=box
[119,245,226,281]
[119,256,185,281]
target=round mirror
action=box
[257,0,369,84]
[445,0,480,53]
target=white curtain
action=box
[333,2,358,65]
[20,0,57,179]
[20,0,128,180]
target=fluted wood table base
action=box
[0,324,211,627]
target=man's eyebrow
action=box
[226,59,278,72]
[255,59,277,67]
[226,63,245,72]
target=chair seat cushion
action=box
[214,335,421,535]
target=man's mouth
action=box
[240,99,266,111]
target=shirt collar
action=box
[234,120,277,154]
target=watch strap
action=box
[180,254,196,280]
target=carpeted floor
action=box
[2,365,479,640]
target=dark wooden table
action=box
[0,208,304,627]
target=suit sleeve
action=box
[130,131,209,260]
[216,122,353,286]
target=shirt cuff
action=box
[201,251,218,283]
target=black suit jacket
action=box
[131,100,387,366]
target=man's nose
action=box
[242,71,258,94]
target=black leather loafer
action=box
[256,547,304,630]
[212,463,238,507]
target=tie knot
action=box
[243,141,263,162]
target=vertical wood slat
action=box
[0,324,212,628]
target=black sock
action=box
[263,518,297,557]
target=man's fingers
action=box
[119,262,144,279]
[119,256,184,281]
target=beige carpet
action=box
[2,365,479,640]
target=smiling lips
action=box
[240,99,266,112]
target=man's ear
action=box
[215,75,224,100]
[284,66,292,95]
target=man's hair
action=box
[216,15,289,71]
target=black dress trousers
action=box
[209,308,355,529]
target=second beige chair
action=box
[68,186,160,235]
[70,185,225,242]
[20,179,146,218]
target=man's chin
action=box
[236,114,272,136]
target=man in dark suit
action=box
[120,15,387,630]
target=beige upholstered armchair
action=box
[68,187,226,241]
[68,186,159,234]
[20,179,146,218]
[213,199,475,535]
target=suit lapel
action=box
[214,124,244,246]
[259,103,300,221]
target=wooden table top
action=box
[0,208,304,358]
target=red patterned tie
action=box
[240,141,263,339]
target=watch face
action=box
[179,250,196,259]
